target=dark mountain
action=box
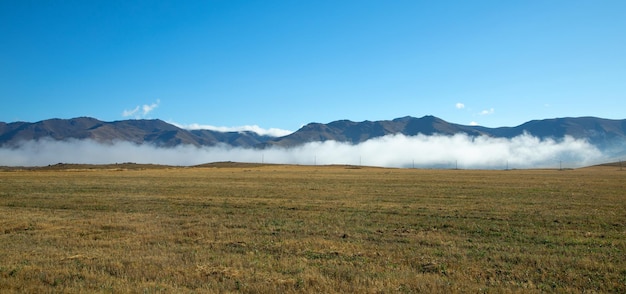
[263,116,626,156]
[260,116,486,147]
[1,116,625,155]
[0,117,101,142]
[476,117,626,151]
[189,129,273,147]
[0,117,270,148]
[264,116,499,147]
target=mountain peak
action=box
[1,116,625,154]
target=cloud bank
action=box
[0,133,606,169]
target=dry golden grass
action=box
[1,164,625,293]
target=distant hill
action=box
[260,116,486,147]
[263,116,626,150]
[472,117,626,152]
[1,116,625,155]
[0,117,270,148]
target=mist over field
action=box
[0,133,606,169]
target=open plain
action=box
[1,163,625,293]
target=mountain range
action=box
[1,116,625,154]
[0,117,272,148]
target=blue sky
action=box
[1,0,625,134]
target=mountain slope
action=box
[480,117,626,150]
[0,117,101,143]
[1,116,625,153]
[263,115,495,147]
[0,117,272,148]
[263,115,626,148]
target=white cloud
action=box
[469,121,479,126]
[122,106,140,117]
[455,103,465,109]
[123,99,160,118]
[0,133,606,169]
[172,122,292,137]
[142,99,160,115]
[479,108,495,115]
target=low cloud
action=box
[455,103,465,109]
[0,133,606,169]
[173,123,292,137]
[479,108,495,115]
[123,99,160,118]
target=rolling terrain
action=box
[0,117,271,148]
[1,116,625,152]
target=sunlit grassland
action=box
[1,164,625,293]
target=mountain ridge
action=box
[262,115,626,150]
[0,117,270,148]
[1,116,625,155]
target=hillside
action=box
[1,116,625,154]
[0,117,269,148]
[263,116,626,151]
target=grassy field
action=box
[0,163,624,293]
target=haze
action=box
[0,133,604,169]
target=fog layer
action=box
[0,133,605,169]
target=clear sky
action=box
[1,0,625,134]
